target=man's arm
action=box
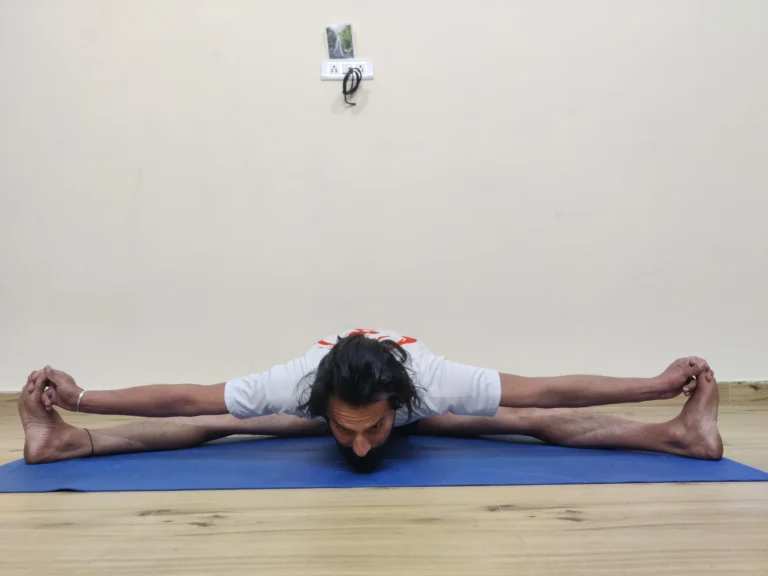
[498,357,712,409]
[499,373,658,408]
[35,366,229,418]
[79,383,228,417]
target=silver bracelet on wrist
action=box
[76,390,86,412]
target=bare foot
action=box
[668,371,723,460]
[18,380,92,464]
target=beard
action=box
[334,421,396,473]
[335,441,390,473]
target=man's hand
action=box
[654,357,713,400]
[26,366,83,412]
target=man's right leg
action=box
[18,382,328,464]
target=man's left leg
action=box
[417,371,722,460]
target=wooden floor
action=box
[1,393,767,575]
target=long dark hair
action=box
[297,333,422,421]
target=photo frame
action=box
[326,24,355,59]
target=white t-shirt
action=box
[224,328,501,426]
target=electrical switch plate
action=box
[321,59,374,81]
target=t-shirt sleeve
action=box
[224,357,312,419]
[413,355,502,418]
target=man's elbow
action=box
[499,374,554,408]
[185,383,227,416]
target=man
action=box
[19,328,723,472]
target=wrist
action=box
[644,377,664,400]
[78,389,100,413]
[75,389,87,412]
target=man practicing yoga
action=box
[18,328,723,472]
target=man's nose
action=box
[353,434,371,457]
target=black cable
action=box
[343,66,362,106]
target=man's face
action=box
[327,395,396,473]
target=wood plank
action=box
[729,382,768,406]
[1,484,767,575]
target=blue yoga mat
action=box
[1,436,766,493]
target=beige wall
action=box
[1,0,766,391]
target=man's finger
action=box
[687,356,710,372]
[683,359,707,377]
[44,366,67,385]
[680,362,696,377]
[47,387,60,406]
[689,358,705,371]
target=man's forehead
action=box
[327,396,391,424]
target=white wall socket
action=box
[321,59,374,81]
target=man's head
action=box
[299,333,420,472]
